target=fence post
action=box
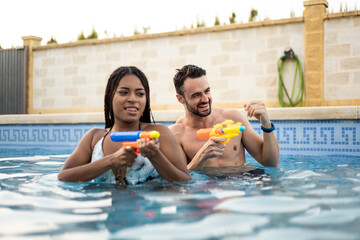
[303,0,328,106]
[22,36,42,114]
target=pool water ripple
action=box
[0,154,359,239]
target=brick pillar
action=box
[22,36,42,114]
[303,0,328,106]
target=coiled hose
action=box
[278,48,305,107]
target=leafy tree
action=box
[196,17,206,28]
[77,32,86,41]
[0,45,2,49]
[229,12,236,24]
[47,37,57,44]
[290,10,295,18]
[134,27,141,35]
[87,28,98,39]
[249,8,258,22]
[214,16,220,26]
[142,26,150,34]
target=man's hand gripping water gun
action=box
[197,120,246,143]
[110,130,160,153]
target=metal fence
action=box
[0,47,28,114]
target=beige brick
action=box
[34,88,47,97]
[255,26,279,37]
[256,50,277,63]
[353,71,360,84]
[305,19,324,32]
[96,85,106,95]
[353,16,360,27]
[105,52,121,62]
[73,55,87,64]
[307,32,324,44]
[307,85,322,98]
[326,72,350,84]
[41,98,55,108]
[211,79,229,88]
[42,78,54,87]
[168,36,188,45]
[325,44,351,57]
[64,47,78,55]
[340,57,360,70]
[305,99,322,106]
[324,31,338,45]
[131,61,147,71]
[72,76,87,86]
[221,40,242,52]
[220,66,241,77]
[325,85,360,100]
[306,45,323,58]
[64,67,78,75]
[255,76,276,87]
[71,97,86,107]
[43,58,55,67]
[141,49,157,58]
[64,87,78,97]
[168,58,187,68]
[130,39,148,48]
[179,45,197,55]
[304,5,326,19]
[209,31,231,41]
[266,62,277,75]
[306,72,322,85]
[96,64,112,74]
[305,59,323,71]
[266,87,278,101]
[211,55,230,65]
[34,69,47,78]
[96,44,111,52]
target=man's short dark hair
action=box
[173,64,206,96]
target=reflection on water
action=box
[0,154,359,239]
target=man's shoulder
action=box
[168,121,185,133]
[213,108,245,120]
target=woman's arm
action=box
[58,128,136,182]
[139,124,191,182]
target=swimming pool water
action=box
[0,152,359,239]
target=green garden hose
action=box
[278,48,305,107]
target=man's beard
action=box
[184,98,212,117]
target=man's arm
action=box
[169,124,225,171]
[241,102,279,167]
[186,137,225,170]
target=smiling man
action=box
[169,64,279,170]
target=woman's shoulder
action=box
[143,123,170,133]
[82,128,108,145]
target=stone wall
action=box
[22,0,360,114]
[324,15,360,103]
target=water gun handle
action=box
[122,142,140,153]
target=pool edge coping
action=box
[0,106,359,124]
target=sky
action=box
[1,0,359,48]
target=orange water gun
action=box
[110,130,160,153]
[197,120,246,143]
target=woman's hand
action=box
[110,146,137,168]
[138,138,160,158]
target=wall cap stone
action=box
[1,106,358,124]
[32,17,304,51]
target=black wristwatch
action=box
[261,122,275,133]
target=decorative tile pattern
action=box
[0,123,103,149]
[0,120,359,156]
[251,120,360,155]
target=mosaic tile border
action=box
[0,120,359,156]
